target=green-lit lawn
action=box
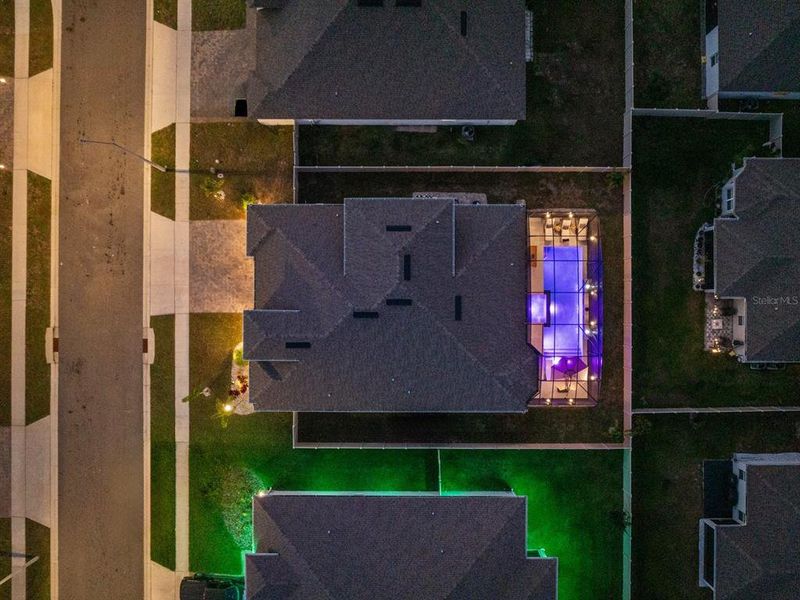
[632,0,703,108]
[29,0,52,76]
[632,413,800,599]
[0,172,11,426]
[26,172,50,424]
[192,0,245,31]
[151,315,175,570]
[632,117,799,407]
[154,0,178,29]
[0,1,12,76]
[189,123,293,220]
[441,450,624,600]
[26,519,49,600]
[151,124,176,220]
[297,172,624,444]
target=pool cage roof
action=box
[526,209,603,407]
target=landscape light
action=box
[223,403,234,413]
[0,77,6,84]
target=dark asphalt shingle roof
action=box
[245,493,557,600]
[247,0,526,120]
[714,158,800,362]
[713,462,800,600]
[244,197,539,412]
[717,0,800,93]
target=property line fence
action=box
[634,406,800,414]
[294,164,629,174]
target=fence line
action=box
[634,406,800,415]
[295,164,629,174]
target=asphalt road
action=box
[58,1,147,598]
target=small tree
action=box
[200,175,224,201]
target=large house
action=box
[699,453,800,599]
[245,492,558,600]
[244,197,540,413]
[697,158,800,363]
[247,0,527,125]
[703,0,800,108]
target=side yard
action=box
[632,413,800,600]
[632,116,799,407]
[296,171,624,445]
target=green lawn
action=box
[632,117,799,407]
[0,518,9,600]
[192,0,245,31]
[189,123,293,220]
[151,124,176,220]
[300,0,624,167]
[29,0,52,76]
[442,451,624,600]
[0,0,12,76]
[296,172,624,444]
[154,0,178,29]
[26,172,50,425]
[719,98,800,159]
[0,172,11,426]
[632,0,703,108]
[26,519,49,600]
[632,413,800,600]
[151,315,176,570]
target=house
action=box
[245,492,558,600]
[246,0,527,125]
[702,158,800,363]
[244,197,539,413]
[703,0,800,108]
[698,453,800,599]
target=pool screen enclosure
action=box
[526,209,603,406]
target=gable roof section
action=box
[717,0,800,93]
[714,158,800,362]
[244,198,538,412]
[247,0,526,120]
[245,493,557,600]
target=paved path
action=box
[57,0,147,598]
[190,220,252,313]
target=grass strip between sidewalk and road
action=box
[151,124,176,220]
[25,519,49,600]
[29,0,52,77]
[0,172,11,426]
[154,0,178,30]
[0,1,13,77]
[192,0,245,32]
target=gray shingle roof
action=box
[714,158,800,362]
[717,0,800,93]
[247,0,526,121]
[244,197,539,412]
[245,493,557,600]
[713,463,800,600]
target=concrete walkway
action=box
[189,220,252,313]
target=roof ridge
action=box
[454,207,520,278]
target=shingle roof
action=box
[244,198,539,413]
[714,158,800,362]
[713,461,800,600]
[717,0,800,93]
[246,0,526,121]
[245,493,557,600]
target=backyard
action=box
[296,171,625,445]
[300,0,624,167]
[632,116,799,407]
[632,413,800,600]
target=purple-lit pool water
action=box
[542,245,584,356]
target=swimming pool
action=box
[541,245,584,357]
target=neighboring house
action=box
[704,0,800,108]
[246,0,527,125]
[703,158,800,363]
[245,492,558,600]
[244,197,539,413]
[699,453,800,600]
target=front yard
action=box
[632,413,800,599]
[632,116,799,407]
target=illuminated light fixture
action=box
[568,398,575,405]
[0,78,6,84]
[223,403,234,413]
[256,489,268,498]
[589,235,597,242]
[0,164,5,170]
[590,320,597,327]
[589,375,597,381]
[545,211,551,218]
[545,398,551,405]
[568,211,574,218]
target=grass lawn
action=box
[192,0,245,31]
[29,0,52,77]
[632,413,800,600]
[0,172,11,426]
[0,518,9,600]
[154,0,178,29]
[296,172,624,444]
[26,172,50,425]
[26,519,49,600]
[151,124,176,220]
[189,123,293,220]
[632,117,799,407]
[0,1,12,76]
[719,98,800,159]
[441,450,624,600]
[151,315,175,570]
[188,313,439,575]
[632,0,703,108]
[300,0,624,167]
